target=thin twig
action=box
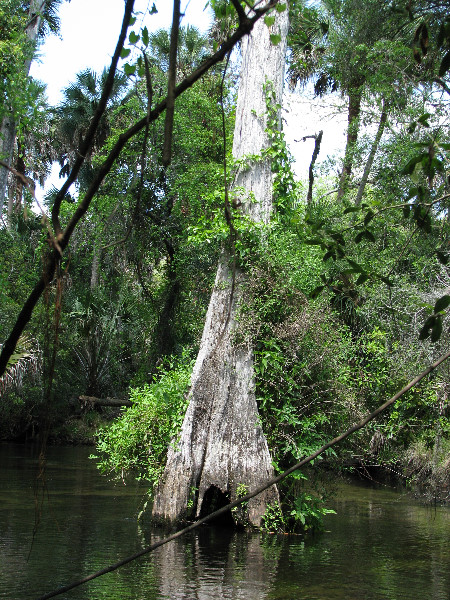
[307,130,323,206]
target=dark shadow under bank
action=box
[2,405,449,508]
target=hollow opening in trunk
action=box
[198,485,234,527]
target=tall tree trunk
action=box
[0,0,43,216]
[90,242,102,290]
[336,88,362,201]
[152,3,289,527]
[151,244,180,367]
[354,100,387,206]
[0,116,16,217]
[7,146,26,226]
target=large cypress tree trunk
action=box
[152,3,289,527]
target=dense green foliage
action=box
[93,353,193,487]
[0,0,449,531]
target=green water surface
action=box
[0,444,448,600]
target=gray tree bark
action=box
[0,116,16,217]
[0,0,43,217]
[354,100,387,206]
[152,2,289,527]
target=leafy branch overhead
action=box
[306,106,450,341]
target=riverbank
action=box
[1,402,449,505]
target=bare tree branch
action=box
[305,130,323,206]
[355,101,387,206]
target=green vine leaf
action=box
[142,26,149,47]
[431,315,443,342]
[419,315,435,340]
[364,210,374,226]
[129,30,140,44]
[363,229,375,243]
[346,259,364,273]
[434,295,450,313]
[124,63,136,76]
[270,34,282,45]
[356,273,369,285]
[377,274,393,286]
[401,154,426,175]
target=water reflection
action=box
[150,527,276,599]
[0,444,448,600]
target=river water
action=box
[0,443,449,600]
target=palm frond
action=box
[0,335,41,395]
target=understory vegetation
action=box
[0,0,449,532]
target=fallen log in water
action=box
[78,395,132,409]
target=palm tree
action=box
[288,0,408,201]
[53,67,129,186]
[6,79,54,225]
[0,334,41,395]
[149,25,210,79]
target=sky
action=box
[30,0,214,105]
[28,0,347,197]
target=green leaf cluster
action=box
[94,352,193,488]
